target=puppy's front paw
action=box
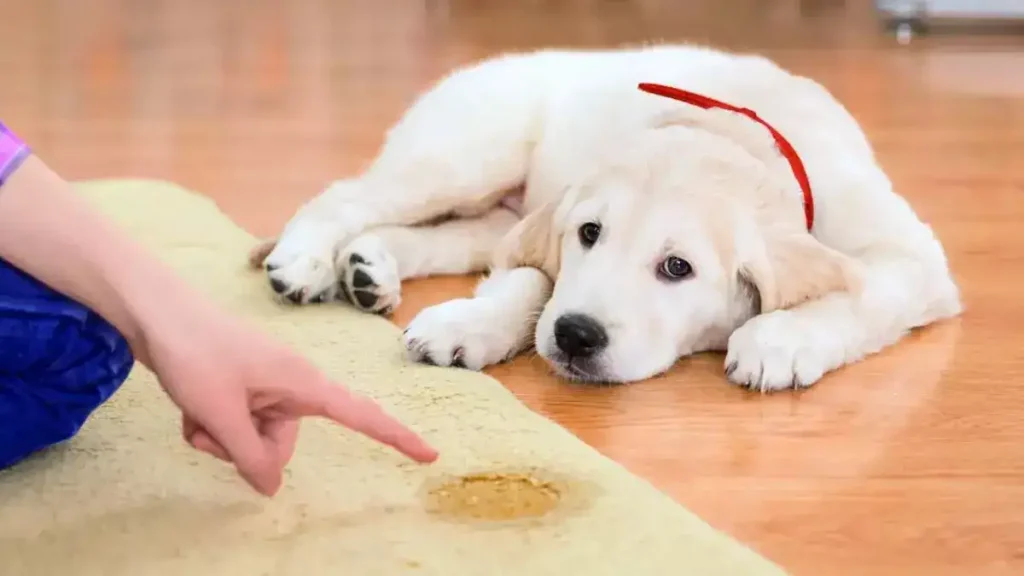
[337,235,401,315]
[403,299,516,371]
[724,311,830,392]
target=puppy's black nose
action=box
[270,277,288,294]
[553,313,608,358]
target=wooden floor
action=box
[3,1,1023,574]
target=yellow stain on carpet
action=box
[0,180,787,575]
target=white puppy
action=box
[249,44,962,391]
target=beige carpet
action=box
[0,180,786,576]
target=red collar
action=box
[638,82,815,231]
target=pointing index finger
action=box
[295,379,439,463]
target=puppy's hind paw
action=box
[337,235,402,315]
[264,254,338,305]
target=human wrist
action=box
[98,248,222,369]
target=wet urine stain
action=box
[423,471,564,522]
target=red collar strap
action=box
[637,82,815,231]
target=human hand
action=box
[140,302,438,496]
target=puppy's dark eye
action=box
[658,256,693,281]
[578,222,601,248]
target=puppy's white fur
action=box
[253,44,962,390]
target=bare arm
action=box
[0,150,437,495]
[0,155,195,363]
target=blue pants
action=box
[0,257,134,469]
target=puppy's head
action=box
[498,120,860,384]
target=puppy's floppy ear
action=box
[738,228,862,314]
[492,200,563,279]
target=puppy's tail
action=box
[247,237,278,270]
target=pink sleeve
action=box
[0,122,31,189]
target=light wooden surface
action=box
[3,1,1023,574]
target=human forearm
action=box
[0,155,211,365]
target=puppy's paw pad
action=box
[724,312,828,392]
[338,238,401,315]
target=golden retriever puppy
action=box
[250,44,961,390]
